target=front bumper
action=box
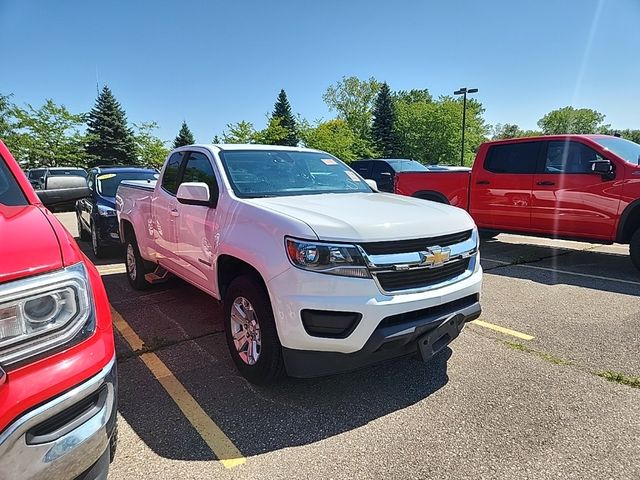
[0,355,117,480]
[267,255,483,377]
[95,216,121,247]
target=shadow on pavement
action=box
[481,238,639,296]
[117,337,452,460]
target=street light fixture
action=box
[453,87,479,166]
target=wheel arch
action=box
[616,199,640,244]
[411,190,450,204]
[217,254,269,301]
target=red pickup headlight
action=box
[0,262,95,368]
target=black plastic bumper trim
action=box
[283,299,481,378]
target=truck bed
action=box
[394,170,471,209]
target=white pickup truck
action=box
[116,145,482,384]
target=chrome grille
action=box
[375,258,470,293]
[360,230,472,255]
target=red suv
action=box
[0,140,117,480]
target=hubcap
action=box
[126,244,137,280]
[230,297,261,365]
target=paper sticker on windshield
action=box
[321,158,338,165]
[345,171,361,182]
[97,174,116,180]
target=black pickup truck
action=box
[35,167,90,211]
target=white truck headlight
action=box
[286,238,370,278]
[0,262,95,367]
[98,204,117,217]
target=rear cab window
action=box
[0,155,28,206]
[484,142,541,174]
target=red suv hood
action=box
[0,205,63,284]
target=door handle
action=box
[476,180,490,185]
[169,207,179,217]
[536,181,555,186]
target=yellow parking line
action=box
[470,319,535,341]
[110,306,246,468]
[97,264,126,276]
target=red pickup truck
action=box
[360,135,640,270]
[0,140,117,479]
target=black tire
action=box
[124,237,152,290]
[223,274,284,384]
[630,228,640,271]
[77,214,90,241]
[109,421,118,462]
[91,223,107,258]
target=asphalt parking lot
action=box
[55,212,640,480]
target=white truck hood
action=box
[248,192,475,242]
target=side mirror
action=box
[365,179,378,190]
[177,182,211,206]
[591,159,614,177]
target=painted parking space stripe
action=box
[96,264,126,276]
[483,257,640,286]
[469,319,535,341]
[110,305,246,469]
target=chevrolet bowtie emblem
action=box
[420,246,451,267]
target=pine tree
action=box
[86,86,137,166]
[173,121,195,148]
[371,82,400,158]
[270,89,299,146]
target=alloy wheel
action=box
[230,296,262,365]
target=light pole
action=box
[453,87,478,166]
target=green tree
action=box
[173,121,195,148]
[0,93,15,144]
[395,95,488,165]
[271,89,298,146]
[254,117,289,145]
[9,99,87,168]
[212,134,221,143]
[323,76,381,140]
[371,82,400,158]
[393,89,432,104]
[492,123,541,140]
[134,122,169,168]
[222,121,257,144]
[537,106,608,135]
[300,118,358,161]
[86,86,137,166]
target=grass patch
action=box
[503,341,531,352]
[502,341,571,366]
[597,371,640,389]
[538,352,571,366]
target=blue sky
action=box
[1,0,638,143]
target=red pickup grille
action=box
[360,230,472,255]
[375,258,470,292]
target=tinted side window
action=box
[181,151,219,198]
[371,161,395,192]
[371,161,394,177]
[545,141,602,174]
[0,155,28,206]
[161,152,185,195]
[484,142,540,174]
[352,161,371,178]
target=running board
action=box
[144,266,170,284]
